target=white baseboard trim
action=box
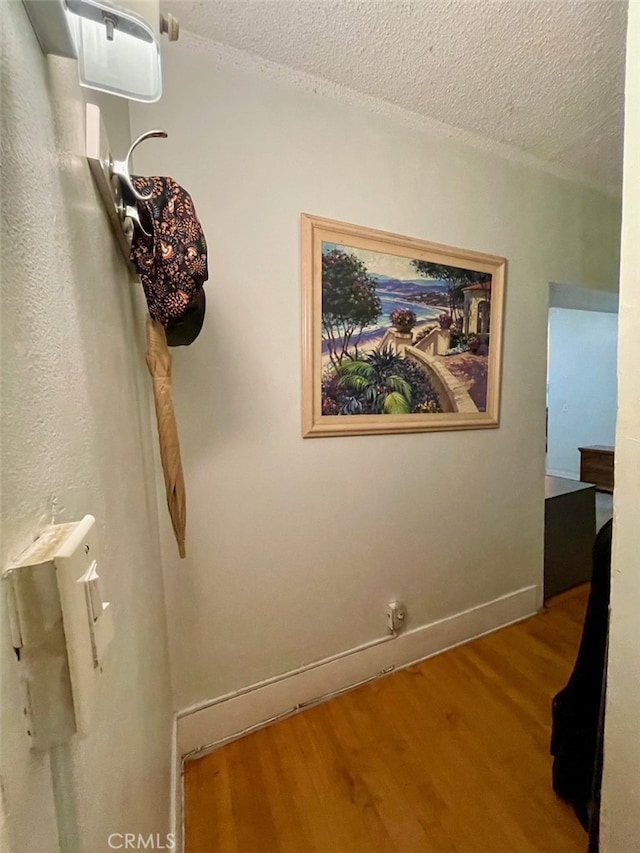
[177,584,538,761]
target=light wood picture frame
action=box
[301,214,506,438]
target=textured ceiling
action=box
[165,0,628,192]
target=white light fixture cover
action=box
[66,0,162,102]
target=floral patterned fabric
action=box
[130,176,208,333]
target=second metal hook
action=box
[111,128,168,203]
[110,128,168,237]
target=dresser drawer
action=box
[579,446,614,493]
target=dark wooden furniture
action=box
[551,519,612,843]
[545,475,596,600]
[578,445,614,493]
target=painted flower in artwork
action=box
[390,308,417,332]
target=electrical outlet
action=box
[387,600,406,634]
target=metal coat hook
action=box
[86,104,168,257]
[112,129,168,203]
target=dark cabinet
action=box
[545,476,596,600]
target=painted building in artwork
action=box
[463,282,492,335]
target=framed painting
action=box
[301,214,506,437]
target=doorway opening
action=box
[544,283,618,600]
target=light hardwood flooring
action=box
[184,585,589,853]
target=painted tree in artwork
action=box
[411,260,491,325]
[322,249,382,366]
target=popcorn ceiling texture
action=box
[167,0,627,193]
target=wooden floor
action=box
[185,586,589,853]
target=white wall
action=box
[131,36,621,713]
[601,2,640,849]
[547,308,618,479]
[0,5,172,852]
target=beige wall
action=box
[0,4,172,851]
[131,37,621,713]
[601,3,640,849]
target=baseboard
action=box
[177,585,538,760]
[546,468,579,481]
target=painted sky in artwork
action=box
[323,242,435,281]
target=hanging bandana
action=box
[130,176,208,346]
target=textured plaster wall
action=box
[131,41,621,713]
[601,2,640,849]
[0,4,172,852]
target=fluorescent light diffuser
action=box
[67,0,161,102]
[22,0,162,103]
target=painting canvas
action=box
[302,215,506,437]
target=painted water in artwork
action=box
[321,241,492,416]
